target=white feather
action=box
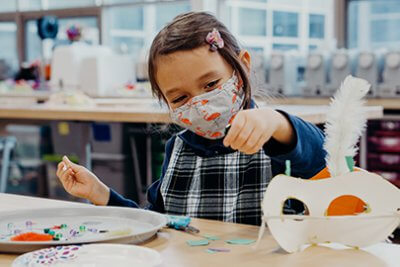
[324,75,370,177]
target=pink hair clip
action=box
[206,28,224,51]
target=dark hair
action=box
[148,11,251,108]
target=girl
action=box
[57,12,325,226]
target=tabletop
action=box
[0,97,384,124]
[0,193,398,267]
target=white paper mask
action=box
[258,171,400,253]
[255,75,400,253]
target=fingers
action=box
[245,132,268,155]
[63,156,81,172]
[57,161,75,183]
[223,113,246,147]
[241,128,265,154]
[59,167,74,188]
[230,124,255,150]
[223,109,276,155]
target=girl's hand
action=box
[223,107,295,155]
[56,156,110,205]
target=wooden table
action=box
[0,193,399,267]
[0,98,384,124]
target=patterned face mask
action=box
[170,73,244,140]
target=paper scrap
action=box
[186,239,210,246]
[203,234,220,241]
[225,239,255,245]
[285,160,291,176]
[207,247,230,252]
[345,156,354,172]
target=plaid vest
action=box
[160,136,272,225]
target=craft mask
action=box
[170,73,244,139]
[255,75,400,253]
[258,171,400,253]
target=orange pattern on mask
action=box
[178,112,192,125]
[310,167,366,216]
[204,112,221,121]
[210,132,222,138]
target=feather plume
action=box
[324,75,370,177]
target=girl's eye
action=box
[172,95,187,104]
[205,79,220,90]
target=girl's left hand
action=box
[223,107,295,155]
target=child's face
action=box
[155,45,250,110]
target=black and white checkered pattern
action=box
[160,137,272,225]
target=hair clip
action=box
[206,28,224,51]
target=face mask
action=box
[170,73,244,139]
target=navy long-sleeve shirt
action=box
[107,110,326,212]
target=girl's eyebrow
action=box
[197,71,219,82]
[165,71,220,97]
[165,88,180,98]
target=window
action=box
[309,44,317,50]
[273,11,298,37]
[18,0,42,11]
[273,43,298,51]
[108,6,144,31]
[19,0,97,11]
[0,22,18,73]
[221,0,334,53]
[156,3,190,31]
[26,17,99,62]
[309,14,324,39]
[0,0,17,12]
[239,8,267,36]
[104,1,190,57]
[348,0,400,49]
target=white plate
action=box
[0,206,167,253]
[12,243,162,267]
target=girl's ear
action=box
[239,49,251,73]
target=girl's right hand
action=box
[56,156,110,206]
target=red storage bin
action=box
[368,120,400,132]
[368,136,400,153]
[368,153,400,171]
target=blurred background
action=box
[0,0,399,220]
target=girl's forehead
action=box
[155,46,233,92]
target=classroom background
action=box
[0,0,399,222]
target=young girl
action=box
[57,12,325,226]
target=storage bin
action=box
[368,153,400,171]
[368,136,400,153]
[90,122,123,154]
[92,157,127,196]
[50,121,90,156]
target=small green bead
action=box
[44,228,50,234]
[55,233,63,239]
[61,224,67,229]
[52,237,59,241]
[79,225,86,232]
[48,230,55,236]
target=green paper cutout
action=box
[345,156,354,172]
[225,239,255,245]
[186,239,210,246]
[203,234,220,241]
[285,160,291,176]
[206,248,217,254]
